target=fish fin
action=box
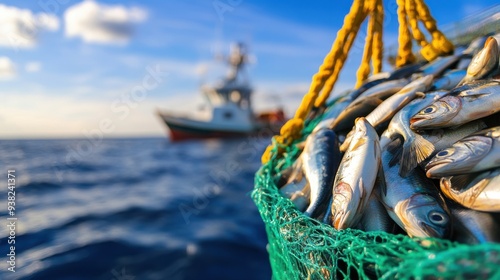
[460,92,491,100]
[413,134,435,163]
[387,137,402,154]
[376,166,387,197]
[356,177,367,213]
[350,137,367,151]
[399,134,435,177]
[448,174,476,191]
[387,139,403,167]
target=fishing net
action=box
[252,106,500,279]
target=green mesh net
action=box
[252,103,500,280]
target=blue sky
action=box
[0,0,498,138]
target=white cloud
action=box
[25,61,42,73]
[64,0,148,44]
[0,57,16,80]
[0,4,59,49]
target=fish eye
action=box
[423,106,435,114]
[429,211,448,225]
[436,150,450,157]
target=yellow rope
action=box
[261,0,370,164]
[396,0,416,67]
[414,0,454,60]
[371,0,384,75]
[261,0,453,164]
[356,0,384,88]
[396,0,454,65]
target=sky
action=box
[0,0,498,139]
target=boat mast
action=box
[204,42,253,110]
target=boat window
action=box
[224,111,233,119]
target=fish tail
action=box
[400,134,434,177]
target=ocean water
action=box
[0,137,272,280]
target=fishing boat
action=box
[157,43,286,141]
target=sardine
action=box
[462,36,489,57]
[388,62,425,80]
[302,128,342,218]
[328,118,381,229]
[379,143,451,238]
[410,80,500,129]
[426,126,500,178]
[313,89,359,132]
[356,78,409,100]
[313,74,406,131]
[329,95,383,132]
[356,183,398,233]
[440,168,500,212]
[365,75,434,129]
[380,90,448,177]
[341,75,434,151]
[430,69,466,91]
[419,55,461,78]
[458,37,499,86]
[449,202,500,244]
[456,57,471,70]
[419,120,487,161]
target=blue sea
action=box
[0,137,272,280]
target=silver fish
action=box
[430,69,466,91]
[365,72,390,83]
[328,118,381,229]
[388,62,426,80]
[330,79,410,132]
[381,90,448,177]
[456,57,471,70]
[426,126,500,178]
[449,202,500,244]
[341,75,434,152]
[440,168,500,212]
[419,55,462,78]
[302,128,342,218]
[420,120,487,159]
[313,95,353,132]
[314,78,391,132]
[356,185,397,233]
[366,75,434,129]
[462,36,489,56]
[410,80,500,129]
[356,78,409,100]
[379,145,451,238]
[458,37,499,86]
[329,95,383,132]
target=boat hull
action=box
[164,121,251,141]
[159,112,254,141]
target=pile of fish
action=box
[276,34,500,245]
